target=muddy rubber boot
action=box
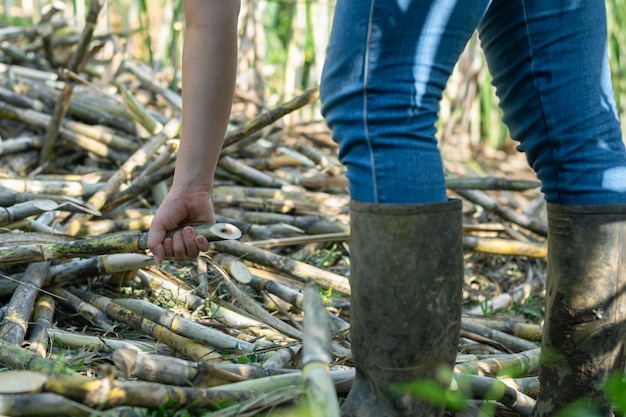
[341,199,464,417]
[532,203,626,417]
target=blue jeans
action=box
[320,0,626,205]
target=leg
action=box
[320,0,490,204]
[479,0,626,206]
[479,1,626,415]
[320,1,489,415]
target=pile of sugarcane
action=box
[0,3,556,417]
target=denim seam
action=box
[363,0,379,203]
[521,0,562,203]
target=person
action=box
[148,1,626,417]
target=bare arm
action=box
[174,0,239,192]
[147,0,240,264]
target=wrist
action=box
[170,176,214,194]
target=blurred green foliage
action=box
[0,0,624,149]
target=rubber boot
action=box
[341,199,464,417]
[532,203,626,417]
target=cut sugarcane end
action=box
[210,223,242,240]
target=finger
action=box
[163,237,175,261]
[172,232,185,261]
[195,235,210,253]
[172,231,195,261]
[146,225,167,257]
[182,226,200,258]
[153,244,165,265]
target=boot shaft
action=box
[343,199,464,417]
[534,203,626,417]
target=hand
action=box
[146,189,215,264]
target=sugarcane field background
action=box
[0,0,625,416]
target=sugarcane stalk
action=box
[112,348,290,388]
[261,346,299,370]
[302,283,340,417]
[213,252,254,284]
[0,188,89,206]
[121,60,182,110]
[294,174,541,193]
[465,278,544,316]
[210,299,295,343]
[274,145,316,167]
[453,348,540,378]
[1,82,39,111]
[41,87,138,137]
[218,155,289,188]
[47,286,115,331]
[0,134,42,154]
[502,376,539,398]
[43,372,258,410]
[0,199,99,227]
[190,386,303,417]
[4,85,137,152]
[0,232,77,249]
[456,189,548,237]
[112,298,262,354]
[40,0,104,163]
[136,268,205,309]
[293,142,342,176]
[206,256,303,341]
[445,177,540,191]
[33,171,114,182]
[460,320,538,353]
[463,236,546,258]
[198,370,354,416]
[0,223,241,264]
[0,199,55,225]
[62,119,181,234]
[78,216,154,235]
[222,87,320,149]
[0,339,75,375]
[62,116,139,153]
[213,195,327,216]
[0,62,59,82]
[218,208,350,235]
[0,178,102,196]
[0,370,49,394]
[27,295,56,357]
[211,240,351,295]
[452,373,536,416]
[241,270,305,311]
[117,81,163,135]
[248,232,350,249]
[213,184,350,206]
[77,291,223,361]
[214,215,276,240]
[100,161,176,214]
[0,261,50,344]
[240,155,306,170]
[297,173,349,191]
[26,82,137,147]
[464,317,542,342]
[0,392,97,417]
[0,253,155,296]
[142,140,177,178]
[138,266,297,344]
[47,328,173,355]
[0,43,37,65]
[65,126,130,160]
